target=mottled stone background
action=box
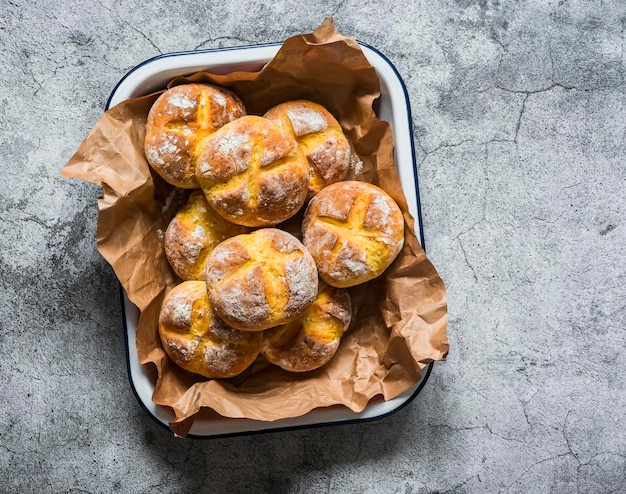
[1,1,625,492]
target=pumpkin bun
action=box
[205,228,318,331]
[262,281,352,372]
[302,181,404,288]
[158,281,262,379]
[145,83,246,188]
[264,100,351,199]
[164,190,248,281]
[195,115,309,227]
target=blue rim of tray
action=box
[109,41,432,439]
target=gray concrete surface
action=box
[1,0,625,492]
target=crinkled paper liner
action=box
[60,18,449,437]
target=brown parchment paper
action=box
[60,18,449,437]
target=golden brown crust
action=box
[262,282,351,372]
[164,191,248,281]
[195,115,309,227]
[264,100,351,199]
[158,281,262,379]
[302,181,405,288]
[205,228,318,331]
[145,83,246,188]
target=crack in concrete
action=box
[513,94,529,145]
[25,65,44,97]
[96,0,162,55]
[423,68,625,161]
[499,452,574,493]
[423,137,512,156]
[0,443,46,458]
[125,23,163,55]
[329,0,348,19]
[576,451,626,494]
[418,39,624,159]
[485,422,527,444]
[194,35,254,51]
[497,407,626,492]
[493,33,508,83]
[437,474,481,494]
[419,104,528,155]
[413,134,428,160]
[497,81,622,93]
[8,364,45,382]
[562,409,586,494]
[427,422,525,444]
[562,409,580,461]
[520,389,539,431]
[456,235,478,283]
[451,143,490,284]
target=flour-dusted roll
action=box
[164,190,248,281]
[195,115,310,227]
[158,281,262,379]
[264,100,351,199]
[205,228,318,331]
[302,181,405,288]
[262,281,352,372]
[145,83,246,188]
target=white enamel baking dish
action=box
[109,41,431,438]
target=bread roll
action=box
[264,100,350,198]
[205,228,318,331]
[145,83,246,188]
[195,115,309,227]
[262,282,351,372]
[164,190,248,281]
[158,281,262,379]
[302,181,404,288]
